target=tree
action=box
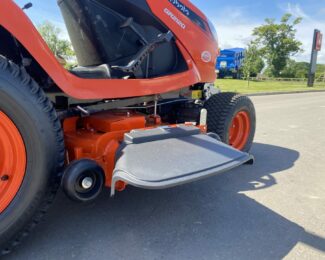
[281,60,309,78]
[37,21,75,62]
[242,43,264,85]
[253,14,303,77]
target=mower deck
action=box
[111,126,253,195]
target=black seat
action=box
[70,64,111,79]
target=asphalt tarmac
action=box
[6,92,325,260]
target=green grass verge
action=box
[215,79,325,94]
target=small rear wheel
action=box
[204,92,256,152]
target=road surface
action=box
[5,92,325,260]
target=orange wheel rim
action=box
[0,111,26,213]
[229,111,251,150]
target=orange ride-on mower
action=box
[0,0,256,254]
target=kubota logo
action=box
[201,51,212,63]
[164,8,186,29]
[168,0,190,16]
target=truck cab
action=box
[216,48,245,79]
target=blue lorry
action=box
[216,48,245,79]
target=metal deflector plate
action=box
[111,126,253,195]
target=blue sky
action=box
[15,0,325,63]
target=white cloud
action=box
[212,20,258,49]
[284,3,325,63]
[210,7,259,49]
[212,3,325,64]
[286,3,309,18]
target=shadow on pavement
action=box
[6,143,325,260]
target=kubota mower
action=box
[0,0,256,254]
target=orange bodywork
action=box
[229,111,251,151]
[0,112,26,213]
[0,0,218,100]
[63,111,206,191]
[0,0,217,191]
[146,0,218,82]
[64,111,152,191]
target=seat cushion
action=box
[71,64,111,79]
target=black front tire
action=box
[0,56,65,255]
[204,92,256,152]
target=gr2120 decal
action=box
[168,0,207,32]
[164,8,186,29]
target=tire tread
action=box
[204,92,256,152]
[0,55,64,255]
